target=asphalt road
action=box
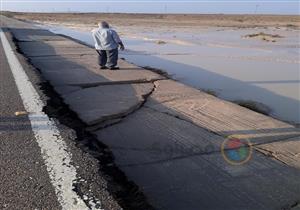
[0,38,62,209]
[0,25,123,210]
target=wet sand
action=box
[8,12,300,124]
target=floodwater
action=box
[38,24,300,124]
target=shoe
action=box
[100,66,108,69]
[109,67,120,70]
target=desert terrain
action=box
[5,12,300,28]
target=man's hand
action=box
[119,42,125,51]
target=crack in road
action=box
[87,80,159,132]
[40,81,154,210]
[69,78,167,89]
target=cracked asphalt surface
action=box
[0,23,131,210]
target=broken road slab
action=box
[257,136,300,169]
[26,60,163,89]
[95,107,225,165]
[41,68,164,87]
[28,55,141,72]
[41,67,113,86]
[17,40,95,57]
[0,16,66,42]
[28,55,103,74]
[94,107,300,210]
[28,56,164,86]
[146,80,300,144]
[63,83,154,125]
[1,15,38,30]
[10,28,67,42]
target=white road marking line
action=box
[0,28,99,209]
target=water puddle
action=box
[38,23,300,124]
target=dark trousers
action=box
[96,49,118,68]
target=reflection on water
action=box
[39,24,300,124]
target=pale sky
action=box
[1,0,299,15]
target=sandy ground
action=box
[5,12,300,28]
[5,12,300,124]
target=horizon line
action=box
[2,10,299,16]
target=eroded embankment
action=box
[40,81,155,210]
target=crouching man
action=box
[92,21,125,70]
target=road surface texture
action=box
[1,15,300,210]
[0,16,145,210]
